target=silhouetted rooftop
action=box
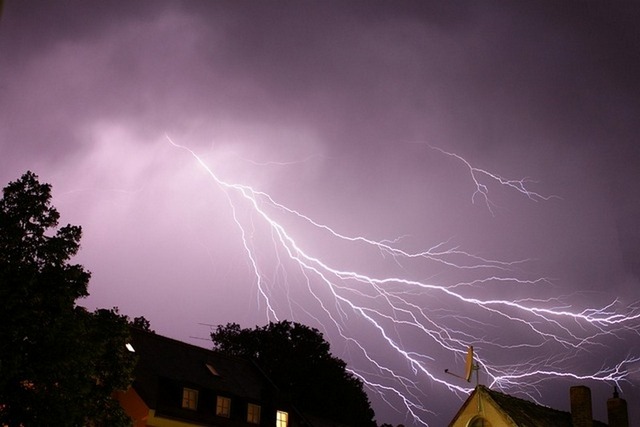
[478,385,607,427]
[129,328,272,409]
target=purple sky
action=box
[1,2,639,425]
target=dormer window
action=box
[247,403,261,424]
[276,410,288,427]
[182,387,198,410]
[216,395,231,417]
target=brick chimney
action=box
[607,387,629,427]
[570,385,593,427]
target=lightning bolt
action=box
[166,136,639,426]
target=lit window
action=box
[125,343,135,352]
[247,403,261,424]
[276,410,288,427]
[216,395,231,417]
[182,388,198,410]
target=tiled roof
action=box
[127,329,348,427]
[479,386,608,427]
[129,328,272,408]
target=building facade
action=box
[117,329,301,427]
[448,385,629,427]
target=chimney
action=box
[570,385,593,427]
[607,387,629,427]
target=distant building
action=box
[448,384,629,427]
[117,328,310,427]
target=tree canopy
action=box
[0,171,136,426]
[211,320,377,427]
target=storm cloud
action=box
[1,2,639,425]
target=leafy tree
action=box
[0,171,136,426]
[132,315,154,332]
[211,320,377,427]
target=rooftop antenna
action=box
[445,346,480,385]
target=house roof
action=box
[452,385,607,427]
[128,328,272,408]
[127,329,348,427]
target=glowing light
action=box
[166,136,639,426]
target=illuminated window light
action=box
[216,395,231,417]
[182,387,198,410]
[125,343,135,352]
[276,410,288,427]
[247,403,261,424]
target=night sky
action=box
[1,2,639,426]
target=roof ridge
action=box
[480,385,567,412]
[130,327,255,364]
[479,385,608,427]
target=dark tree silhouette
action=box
[0,171,136,426]
[211,320,377,427]
[132,315,154,332]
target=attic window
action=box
[182,387,198,410]
[468,417,492,427]
[216,396,231,417]
[205,363,220,376]
[276,410,288,427]
[247,403,261,424]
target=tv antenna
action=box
[445,346,479,385]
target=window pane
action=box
[276,410,288,427]
[216,396,231,417]
[469,417,492,427]
[182,388,198,410]
[247,403,261,424]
